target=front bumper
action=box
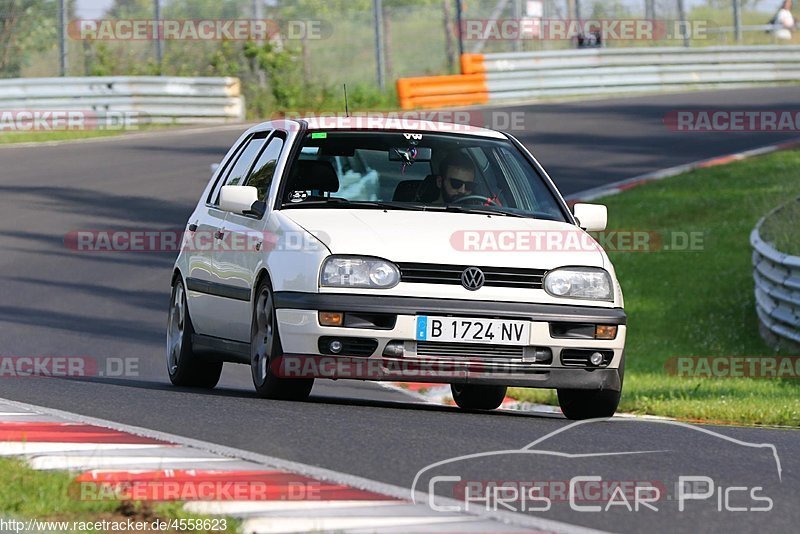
[273,292,626,391]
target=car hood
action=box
[282,209,606,270]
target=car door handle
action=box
[188,223,198,232]
[214,229,225,240]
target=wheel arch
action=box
[171,267,183,286]
[254,268,273,294]
[252,268,274,312]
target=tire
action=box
[556,388,621,420]
[250,278,314,400]
[451,384,507,411]
[557,357,624,420]
[166,279,223,388]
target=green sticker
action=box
[311,132,327,139]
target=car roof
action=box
[246,116,508,140]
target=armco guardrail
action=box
[398,45,800,109]
[751,202,800,349]
[0,76,244,124]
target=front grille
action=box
[416,341,524,360]
[398,263,546,289]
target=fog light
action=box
[382,341,404,358]
[595,325,617,340]
[319,311,344,327]
[329,340,343,354]
[589,352,605,366]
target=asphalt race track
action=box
[0,87,798,533]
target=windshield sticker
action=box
[311,132,327,139]
[289,191,309,203]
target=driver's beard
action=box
[442,188,460,203]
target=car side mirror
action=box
[573,203,607,232]
[219,185,261,216]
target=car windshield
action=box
[279,131,567,221]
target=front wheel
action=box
[166,280,222,388]
[451,384,507,411]
[250,279,314,400]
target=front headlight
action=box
[320,256,400,289]
[544,267,613,301]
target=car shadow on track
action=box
[34,374,564,420]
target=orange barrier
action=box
[460,53,486,75]
[396,71,488,110]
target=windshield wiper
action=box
[282,198,348,207]
[355,201,433,211]
[362,202,526,216]
[282,199,429,212]
[281,199,530,218]
[434,205,530,218]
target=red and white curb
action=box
[0,397,590,534]
[565,137,800,203]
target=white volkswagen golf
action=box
[167,118,626,419]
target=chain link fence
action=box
[1,0,798,112]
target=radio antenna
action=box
[343,84,350,118]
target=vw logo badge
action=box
[461,267,485,291]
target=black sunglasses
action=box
[447,177,474,191]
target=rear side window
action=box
[212,132,268,205]
[246,136,285,200]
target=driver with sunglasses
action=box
[435,151,476,204]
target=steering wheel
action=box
[451,194,500,206]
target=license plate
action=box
[415,316,530,345]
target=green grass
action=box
[0,130,125,144]
[0,457,238,533]
[510,149,800,427]
[0,123,184,145]
[760,196,800,256]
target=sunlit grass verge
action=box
[0,130,124,144]
[0,457,239,533]
[0,123,184,145]
[510,149,800,427]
